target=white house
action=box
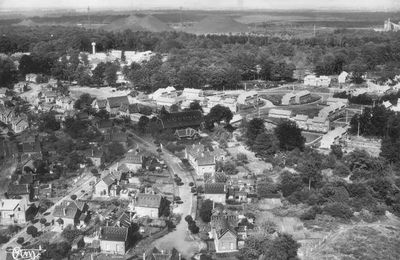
[338,71,349,84]
[268,109,292,119]
[122,151,143,171]
[135,193,162,218]
[0,199,27,225]
[181,88,204,101]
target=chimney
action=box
[91,42,96,55]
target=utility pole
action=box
[87,6,91,28]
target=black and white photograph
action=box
[0,0,400,259]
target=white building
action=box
[326,97,348,106]
[181,88,204,101]
[0,199,27,225]
[338,71,349,84]
[268,109,292,119]
[237,91,258,106]
[281,93,297,105]
[320,127,347,149]
[135,193,162,218]
[318,102,346,119]
[304,75,331,87]
[206,95,238,113]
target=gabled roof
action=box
[53,203,79,219]
[204,183,225,194]
[124,151,143,164]
[107,96,130,109]
[175,128,198,138]
[22,140,41,154]
[97,120,113,129]
[19,174,34,185]
[158,110,203,129]
[136,193,162,208]
[196,153,215,166]
[99,226,128,242]
[93,99,107,109]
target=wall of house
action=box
[0,209,26,225]
[100,240,126,255]
[215,232,237,253]
[94,182,109,196]
[135,206,158,218]
[204,194,225,204]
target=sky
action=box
[0,0,399,11]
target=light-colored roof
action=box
[136,193,162,208]
[293,114,308,121]
[0,199,21,211]
[320,127,347,149]
[237,91,257,104]
[269,109,292,116]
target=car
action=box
[191,187,197,193]
[174,196,181,201]
[176,200,184,204]
[177,182,184,186]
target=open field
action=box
[69,86,131,99]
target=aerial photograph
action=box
[0,0,400,259]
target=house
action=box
[209,213,238,253]
[237,91,258,106]
[21,139,41,158]
[25,73,38,83]
[14,82,26,93]
[338,71,349,84]
[99,226,128,255]
[12,117,29,133]
[326,97,348,106]
[53,200,88,227]
[185,144,216,178]
[107,128,128,147]
[308,116,330,133]
[174,128,199,139]
[94,172,121,197]
[135,193,162,218]
[106,96,130,114]
[55,97,74,111]
[0,88,7,98]
[158,110,203,130]
[0,199,27,225]
[294,91,311,104]
[268,109,292,119]
[318,102,346,120]
[84,148,104,167]
[206,96,237,114]
[122,151,143,171]
[292,114,309,130]
[304,75,331,87]
[320,126,348,149]
[97,120,113,134]
[92,99,107,111]
[181,88,204,101]
[204,183,226,204]
[383,100,393,109]
[43,91,57,103]
[7,184,31,203]
[281,93,296,105]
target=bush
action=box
[199,199,213,223]
[70,194,77,200]
[300,206,322,221]
[0,234,10,244]
[323,202,354,219]
[27,225,38,237]
[16,237,24,244]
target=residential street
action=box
[129,132,205,257]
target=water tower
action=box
[91,42,96,55]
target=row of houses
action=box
[304,75,331,87]
[281,91,311,105]
[291,114,330,133]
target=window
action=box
[230,242,234,250]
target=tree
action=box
[330,144,343,159]
[252,132,279,157]
[246,118,265,147]
[264,233,300,260]
[70,194,77,200]
[104,62,118,85]
[0,57,18,89]
[274,120,305,151]
[199,199,213,222]
[92,62,106,85]
[240,233,271,260]
[297,151,323,190]
[205,105,233,130]
[74,93,94,110]
[16,237,24,244]
[40,218,47,231]
[279,171,304,197]
[27,225,38,237]
[188,101,203,112]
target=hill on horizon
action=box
[185,15,249,34]
[102,14,172,32]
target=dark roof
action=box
[76,112,89,120]
[109,129,128,143]
[53,203,79,219]
[124,152,142,164]
[83,148,103,158]
[211,214,238,239]
[96,100,107,109]
[19,174,34,185]
[136,193,162,208]
[116,212,132,228]
[22,140,41,154]
[159,110,203,129]
[204,183,225,194]
[97,120,113,129]
[8,184,30,196]
[107,96,130,109]
[99,226,128,242]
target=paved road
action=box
[128,131,204,258]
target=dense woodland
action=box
[2,26,400,91]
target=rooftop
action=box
[204,183,225,194]
[136,193,162,208]
[99,226,128,242]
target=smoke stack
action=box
[91,42,96,55]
